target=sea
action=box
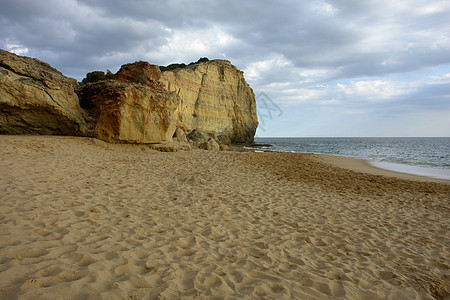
[249,137,450,180]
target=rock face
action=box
[113,61,165,92]
[160,60,258,144]
[78,62,178,143]
[0,50,258,145]
[0,49,87,135]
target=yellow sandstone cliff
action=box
[0,49,88,136]
[0,50,258,146]
[161,60,258,144]
[77,61,179,144]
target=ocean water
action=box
[250,137,450,180]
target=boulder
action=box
[186,128,210,143]
[219,144,230,151]
[199,138,220,150]
[172,127,187,142]
[217,134,231,145]
[148,141,191,152]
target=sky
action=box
[1,0,450,137]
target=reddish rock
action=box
[79,80,178,143]
[1,50,258,146]
[113,61,165,91]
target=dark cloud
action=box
[1,0,449,135]
[2,0,449,76]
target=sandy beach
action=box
[0,135,449,299]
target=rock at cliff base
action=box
[148,141,191,152]
[217,134,232,145]
[219,144,230,151]
[186,129,210,143]
[199,138,220,151]
[172,127,188,143]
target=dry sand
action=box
[0,135,449,299]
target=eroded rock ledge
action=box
[0,49,88,136]
[0,49,258,149]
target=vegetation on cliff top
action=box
[81,71,106,84]
[80,58,210,84]
[159,57,209,71]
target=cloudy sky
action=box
[1,0,449,137]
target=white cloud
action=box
[6,43,28,55]
[244,54,292,81]
[345,111,366,115]
[336,80,409,101]
[319,98,339,105]
[276,88,328,104]
[413,1,450,15]
[428,73,450,84]
[312,1,338,15]
[159,26,238,61]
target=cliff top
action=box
[1,49,257,144]
[158,57,233,72]
[81,58,240,85]
[0,49,74,87]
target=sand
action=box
[0,135,449,300]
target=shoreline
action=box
[1,135,449,299]
[251,137,450,182]
[369,160,450,181]
[319,154,450,184]
[247,145,450,182]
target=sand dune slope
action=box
[0,136,449,299]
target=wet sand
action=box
[1,135,449,299]
[320,154,450,184]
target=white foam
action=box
[369,161,450,180]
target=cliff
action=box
[0,49,88,135]
[78,62,178,143]
[0,50,258,146]
[160,60,258,144]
